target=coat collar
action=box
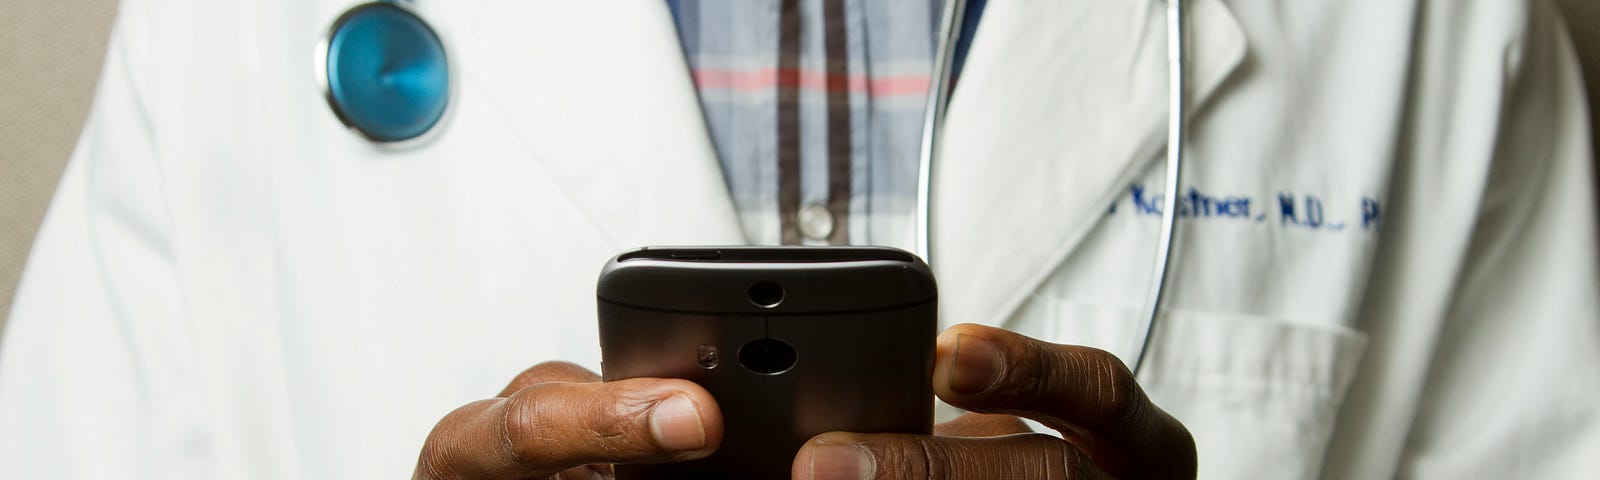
[933,0,1248,328]
[454,0,746,248]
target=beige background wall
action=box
[1,0,118,328]
[1,1,1598,331]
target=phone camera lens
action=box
[738,338,797,375]
[747,281,784,308]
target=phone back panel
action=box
[597,247,937,479]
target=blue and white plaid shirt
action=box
[666,0,984,247]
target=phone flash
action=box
[697,344,719,369]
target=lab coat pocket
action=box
[1017,302,1368,480]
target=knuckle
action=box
[875,434,1094,480]
[508,364,549,386]
[498,380,671,467]
[416,400,497,480]
[824,434,938,479]
[880,435,944,478]
[1050,439,1095,480]
[596,388,651,455]
[501,362,584,397]
[1064,347,1144,425]
[516,361,592,385]
[895,435,1019,479]
[999,434,1093,480]
[998,340,1057,401]
[501,387,561,463]
[590,380,670,456]
[415,435,458,480]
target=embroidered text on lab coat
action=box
[1112,184,1384,233]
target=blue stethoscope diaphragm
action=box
[319,1,450,144]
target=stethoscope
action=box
[318,0,1189,375]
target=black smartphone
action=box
[597,246,938,479]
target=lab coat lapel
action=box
[455,0,745,247]
[934,0,1247,327]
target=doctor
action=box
[2,0,1597,478]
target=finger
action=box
[931,323,1195,478]
[793,432,1111,480]
[933,413,1031,438]
[414,378,722,480]
[498,361,601,396]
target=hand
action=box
[793,324,1195,479]
[413,361,722,480]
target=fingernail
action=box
[808,444,875,480]
[948,334,1003,394]
[649,394,706,451]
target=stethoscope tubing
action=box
[914,0,963,263]
[1130,0,1187,377]
[916,0,1188,377]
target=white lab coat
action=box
[3,0,1597,478]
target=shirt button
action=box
[798,203,835,241]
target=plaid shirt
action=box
[666,0,984,247]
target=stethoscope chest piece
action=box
[318,1,451,145]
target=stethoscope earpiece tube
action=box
[1129,0,1188,377]
[915,0,966,265]
[915,0,1188,377]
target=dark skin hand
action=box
[412,361,723,480]
[792,323,1196,479]
[414,324,1194,479]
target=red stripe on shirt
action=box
[691,68,930,96]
